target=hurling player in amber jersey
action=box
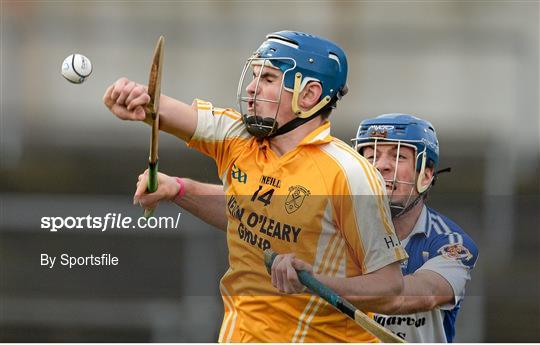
[104,31,407,342]
[164,114,479,342]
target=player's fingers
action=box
[127,93,151,112]
[138,187,168,209]
[270,255,279,288]
[150,172,176,201]
[139,170,150,180]
[271,255,284,291]
[126,84,147,108]
[278,257,293,293]
[103,85,114,108]
[108,103,140,121]
[270,265,278,289]
[134,182,144,205]
[292,258,313,274]
[276,268,285,292]
[137,194,159,210]
[137,171,149,181]
[133,175,149,204]
[116,80,136,106]
[110,77,129,101]
[133,106,146,120]
[285,265,300,293]
[286,264,297,281]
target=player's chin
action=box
[388,194,408,204]
[248,108,271,118]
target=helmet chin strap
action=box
[245,109,323,139]
[390,194,424,219]
[243,72,337,139]
[269,112,321,138]
[392,166,452,219]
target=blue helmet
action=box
[237,31,348,138]
[256,31,348,104]
[353,113,439,172]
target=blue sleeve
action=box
[427,216,478,270]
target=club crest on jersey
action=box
[438,243,473,261]
[231,164,247,184]
[285,185,311,214]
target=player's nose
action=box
[246,78,259,96]
[373,156,393,173]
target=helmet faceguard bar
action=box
[354,137,432,218]
[237,56,296,138]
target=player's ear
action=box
[299,82,322,110]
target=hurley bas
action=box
[41,253,118,269]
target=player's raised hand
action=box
[133,170,180,211]
[103,77,151,123]
[271,253,313,294]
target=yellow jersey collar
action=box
[258,121,332,149]
[299,121,333,146]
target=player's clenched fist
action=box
[103,77,151,123]
[271,253,313,294]
[133,170,180,211]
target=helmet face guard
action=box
[237,56,295,138]
[355,138,428,218]
[352,114,439,218]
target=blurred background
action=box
[1,0,538,342]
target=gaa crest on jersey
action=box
[231,164,247,184]
[285,185,311,214]
[438,243,473,261]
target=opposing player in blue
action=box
[173,114,479,342]
[348,114,479,342]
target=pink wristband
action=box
[174,177,186,202]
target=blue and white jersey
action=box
[374,206,478,343]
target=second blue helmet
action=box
[353,113,440,172]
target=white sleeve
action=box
[189,99,248,143]
[187,100,250,178]
[417,255,471,310]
